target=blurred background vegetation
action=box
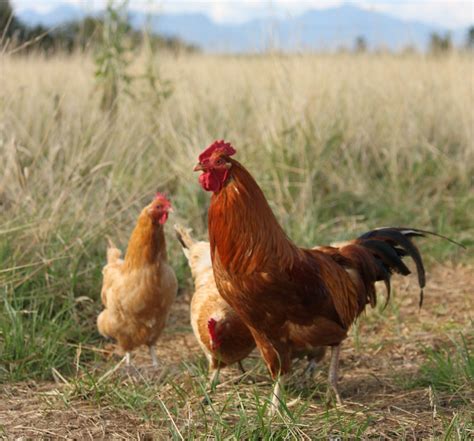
[2,0,474,56]
[0,0,198,55]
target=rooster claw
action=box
[325,388,343,407]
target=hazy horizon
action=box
[12,0,474,30]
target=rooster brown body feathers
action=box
[208,162,362,377]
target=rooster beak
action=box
[193,162,205,172]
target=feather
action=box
[358,239,411,276]
[371,260,392,309]
[365,227,465,248]
[356,227,436,307]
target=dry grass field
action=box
[0,52,473,438]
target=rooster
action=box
[174,224,255,386]
[97,193,178,368]
[194,140,461,412]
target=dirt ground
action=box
[1,263,472,439]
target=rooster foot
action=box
[325,387,343,407]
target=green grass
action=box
[36,360,378,439]
[415,333,474,395]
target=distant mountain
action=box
[18,5,87,28]
[16,3,469,51]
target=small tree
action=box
[94,0,132,116]
[429,32,452,54]
[401,44,417,56]
[0,0,26,47]
[466,26,474,51]
[354,35,367,53]
[1,0,18,36]
[93,0,173,119]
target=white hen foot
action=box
[123,352,141,377]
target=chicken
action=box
[97,193,178,368]
[174,224,255,386]
[193,140,461,412]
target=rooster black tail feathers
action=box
[356,227,463,308]
[357,228,425,308]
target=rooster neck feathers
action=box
[209,160,297,274]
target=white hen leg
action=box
[149,345,159,368]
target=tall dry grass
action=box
[0,52,472,382]
[1,53,472,243]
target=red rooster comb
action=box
[199,140,236,164]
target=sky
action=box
[12,0,474,29]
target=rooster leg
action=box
[269,375,285,417]
[237,360,246,375]
[148,345,159,368]
[327,345,342,406]
[125,352,131,366]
